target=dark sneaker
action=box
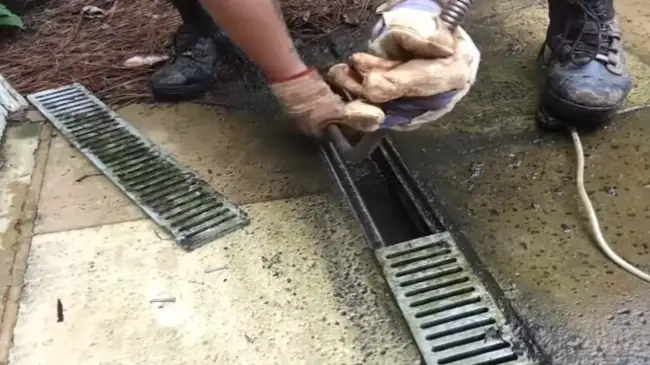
[537,0,632,131]
[150,24,222,101]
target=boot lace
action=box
[561,0,619,66]
[171,26,210,63]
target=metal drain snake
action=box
[569,127,650,282]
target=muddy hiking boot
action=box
[537,0,632,131]
[150,24,224,101]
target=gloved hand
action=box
[269,68,347,137]
[326,0,481,132]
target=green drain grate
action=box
[376,233,539,365]
[27,83,249,251]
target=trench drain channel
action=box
[27,84,249,251]
[376,232,536,365]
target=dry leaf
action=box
[124,55,169,68]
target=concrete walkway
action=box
[0,105,420,364]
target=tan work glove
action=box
[270,68,354,137]
[326,0,481,132]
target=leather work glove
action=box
[326,0,481,132]
[269,68,348,137]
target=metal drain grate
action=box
[27,83,250,251]
[376,232,537,365]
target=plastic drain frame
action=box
[27,83,250,251]
[376,232,537,365]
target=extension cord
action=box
[570,127,650,282]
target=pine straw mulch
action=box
[0,0,379,106]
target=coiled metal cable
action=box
[440,0,475,29]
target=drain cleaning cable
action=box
[569,127,650,282]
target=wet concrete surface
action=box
[393,1,650,364]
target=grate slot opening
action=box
[57,109,105,122]
[131,173,182,191]
[54,107,101,120]
[56,106,102,119]
[76,125,123,140]
[385,242,446,259]
[184,213,238,238]
[400,267,464,287]
[161,197,211,218]
[66,115,114,130]
[171,202,225,227]
[431,332,487,352]
[115,163,162,181]
[176,201,225,223]
[390,249,453,268]
[165,191,209,210]
[37,94,83,106]
[425,318,496,341]
[437,342,511,365]
[78,128,125,145]
[51,101,97,115]
[122,165,176,186]
[177,208,231,232]
[420,307,490,330]
[415,297,482,318]
[92,132,137,148]
[410,286,475,304]
[107,153,157,169]
[406,277,471,297]
[97,145,147,164]
[94,137,143,157]
[396,257,458,277]
[35,88,81,102]
[137,176,190,197]
[102,146,153,164]
[145,185,202,206]
[75,123,122,138]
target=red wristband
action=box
[269,67,315,84]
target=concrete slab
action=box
[617,0,650,65]
[0,123,41,286]
[0,122,43,361]
[393,1,650,364]
[35,103,328,234]
[10,195,420,365]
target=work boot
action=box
[537,0,632,131]
[150,24,222,101]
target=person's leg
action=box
[150,0,227,101]
[537,0,632,130]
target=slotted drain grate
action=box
[27,84,249,251]
[376,233,537,365]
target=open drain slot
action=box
[376,232,537,365]
[27,83,250,251]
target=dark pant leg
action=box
[169,0,219,33]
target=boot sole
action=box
[150,77,216,102]
[536,88,621,134]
